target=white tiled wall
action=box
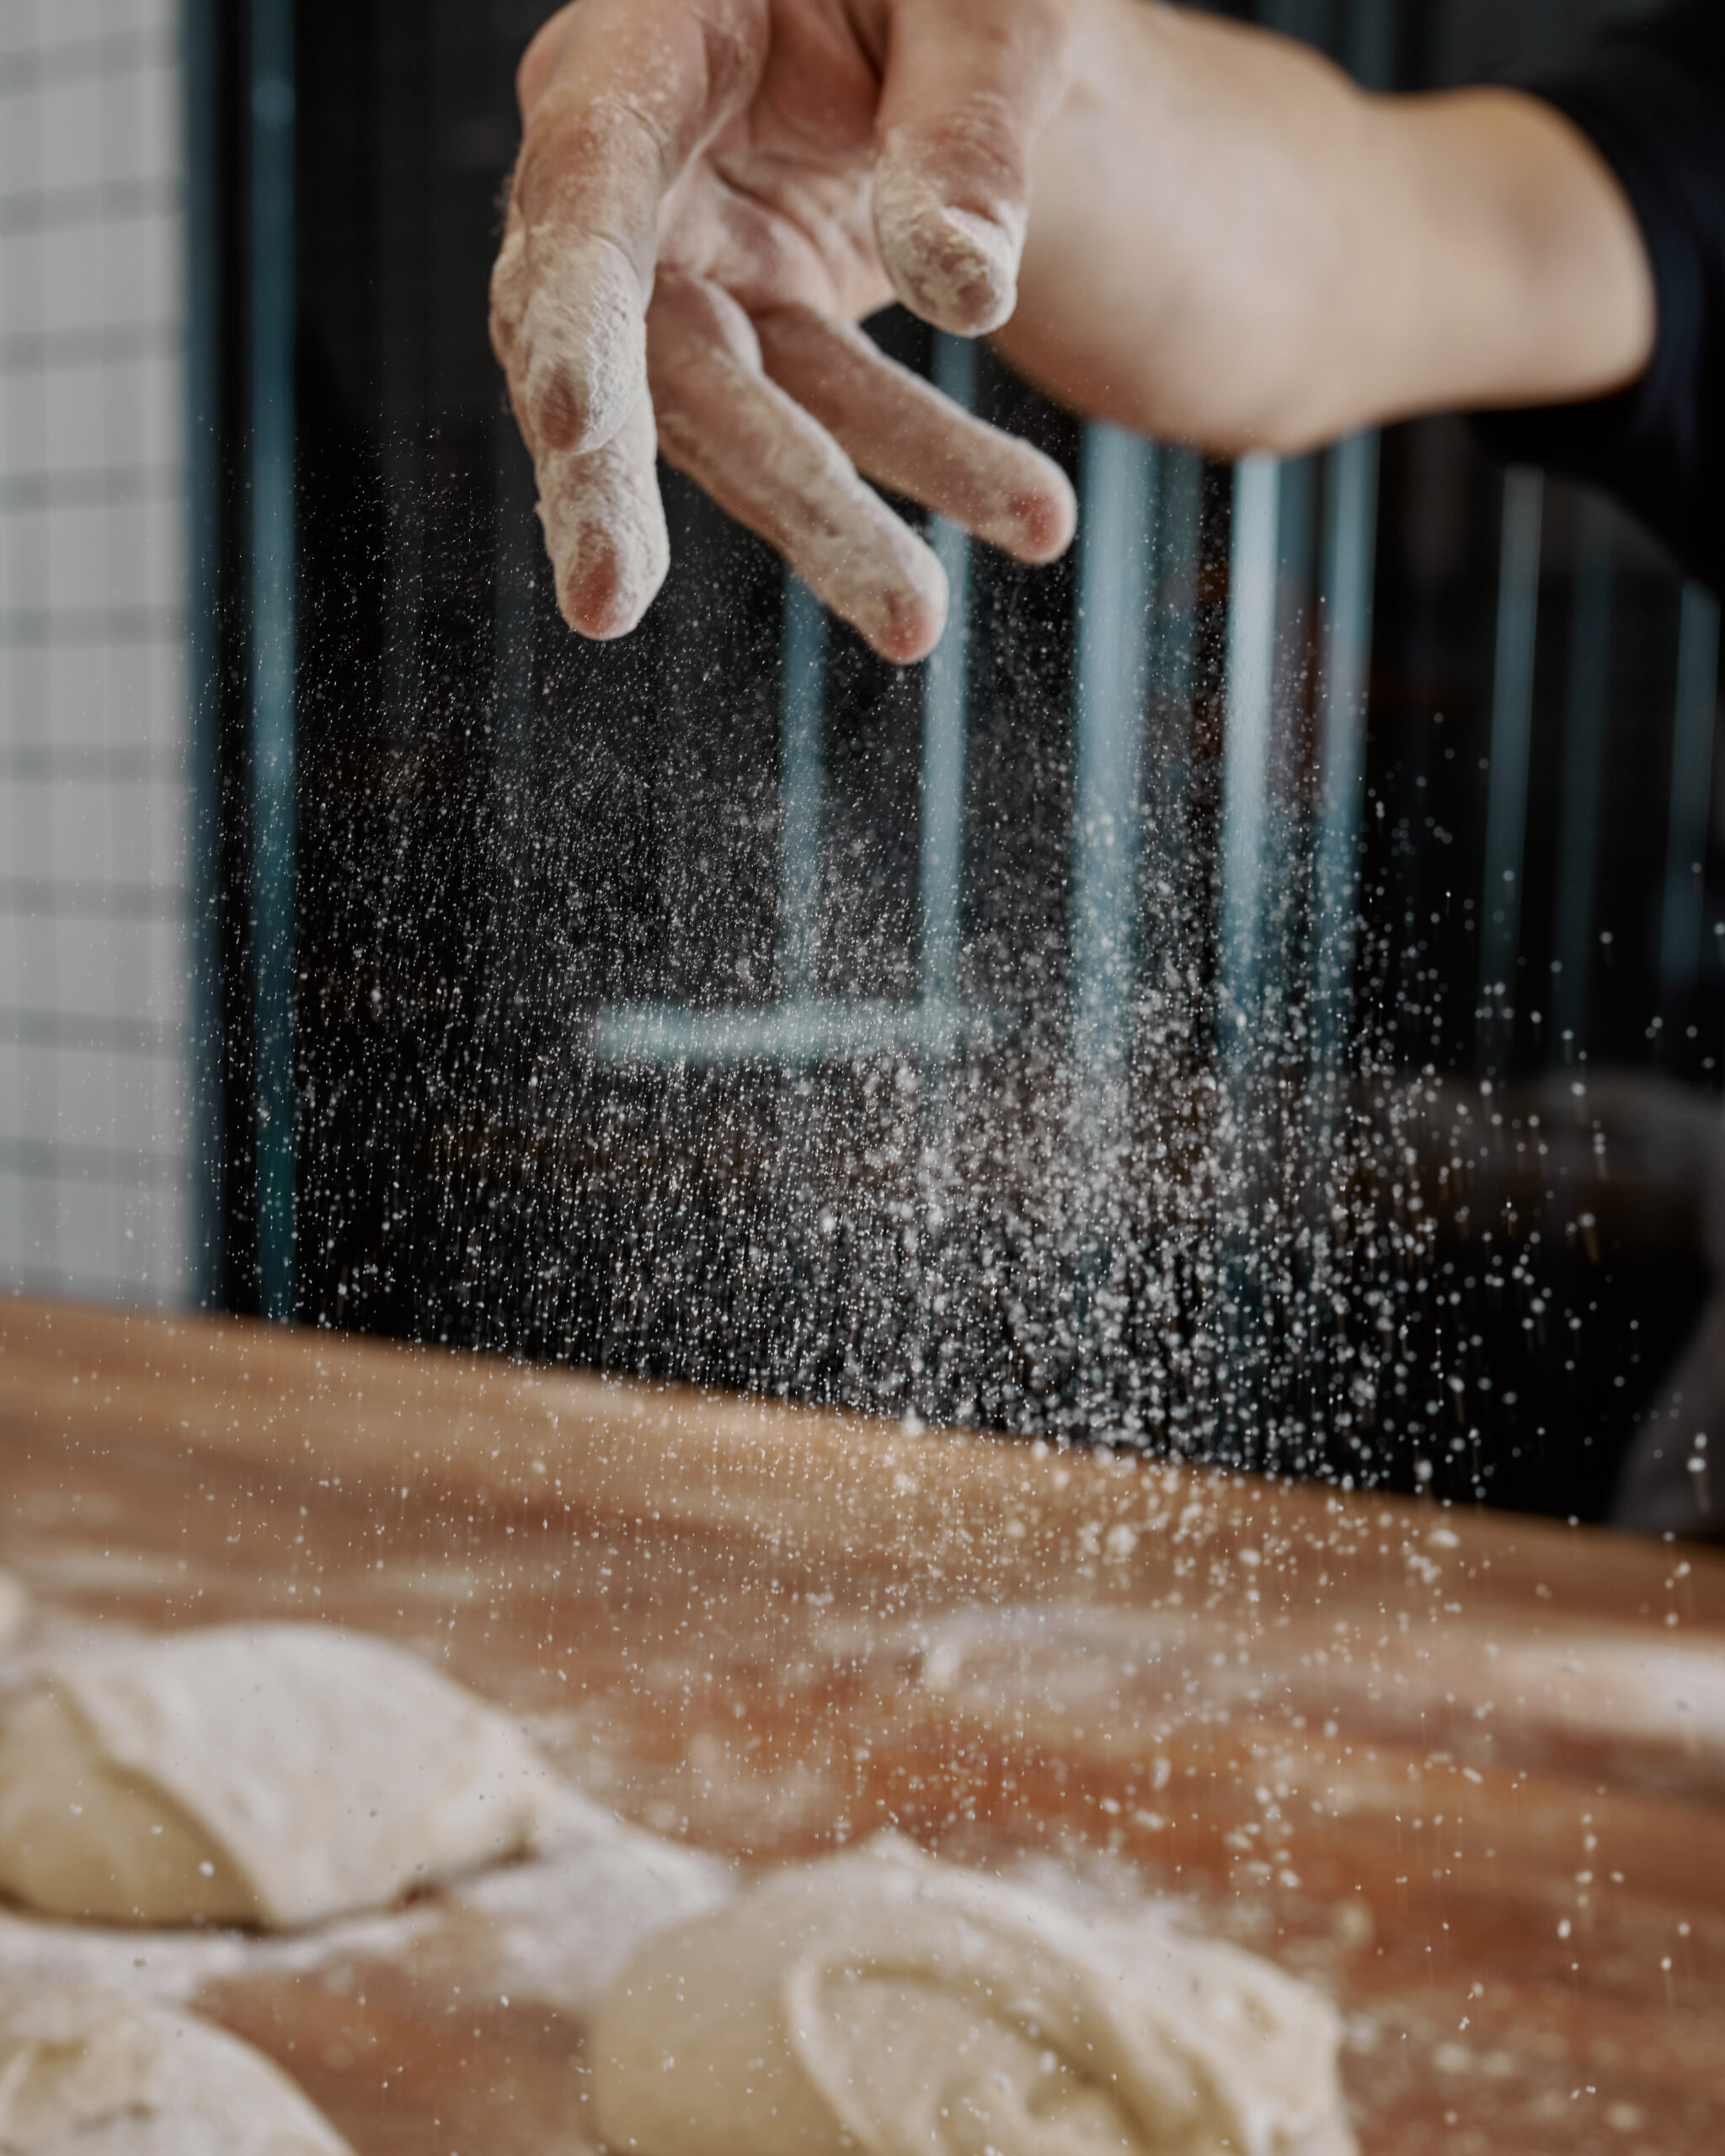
[0,0,192,1304]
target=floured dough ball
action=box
[0,1624,553,1928]
[591,1841,1355,2156]
[0,1986,351,2153]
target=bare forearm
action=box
[997,0,1658,455]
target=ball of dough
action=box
[590,1841,1355,2156]
[0,1985,351,2153]
[0,1624,554,1928]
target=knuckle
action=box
[515,93,667,232]
[487,275,521,350]
[693,0,766,116]
[515,3,580,121]
[488,231,529,344]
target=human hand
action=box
[489,0,1080,664]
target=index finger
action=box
[492,0,767,456]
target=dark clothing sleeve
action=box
[1469,2,1725,591]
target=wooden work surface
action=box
[0,1293,1722,2154]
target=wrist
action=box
[1005,2,1386,451]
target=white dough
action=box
[0,1625,555,1928]
[450,1802,734,2019]
[591,1841,1355,2156]
[0,1986,351,2153]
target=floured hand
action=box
[489,0,1079,662]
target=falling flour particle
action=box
[0,1625,560,1929]
[590,1838,1357,2156]
[0,1986,352,2154]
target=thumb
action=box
[872,0,1071,337]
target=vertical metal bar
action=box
[1274,453,1319,611]
[1328,0,1395,1069]
[1072,424,1156,1075]
[1311,429,1380,1070]
[779,574,826,1004]
[1478,465,1543,1059]
[376,14,429,747]
[184,0,223,1304]
[249,0,296,1319]
[920,334,974,1027]
[1551,499,1612,1050]
[493,430,539,796]
[1151,448,1204,751]
[1658,581,1721,1019]
[1138,443,1202,1017]
[491,415,539,1123]
[1220,451,1281,1038]
[1143,446,1203,904]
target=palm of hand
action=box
[657,5,895,324]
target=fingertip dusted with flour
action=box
[870,573,948,667]
[542,510,670,641]
[1008,460,1079,563]
[870,0,1070,338]
[555,548,651,642]
[536,398,670,643]
[873,157,1025,338]
[798,520,948,668]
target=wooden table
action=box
[0,1294,1721,2154]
